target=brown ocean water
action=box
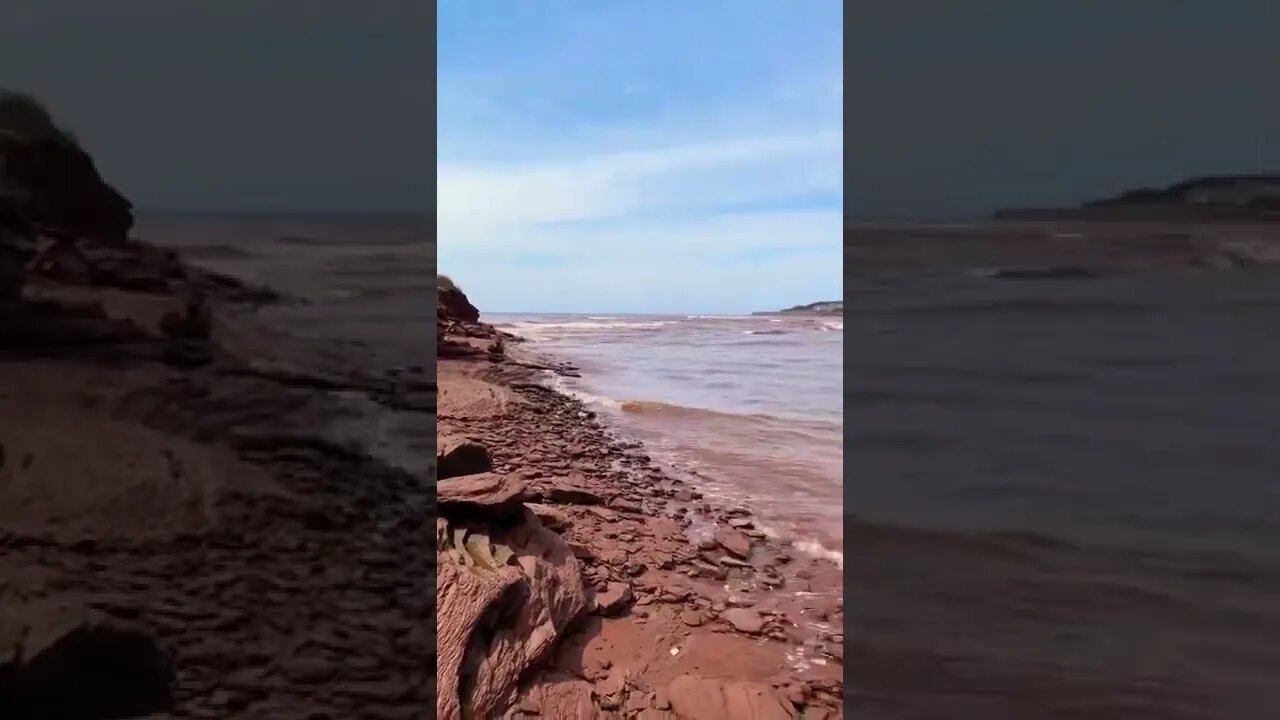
[139,212,1280,716]
[135,211,434,475]
[490,312,845,566]
[847,221,1280,719]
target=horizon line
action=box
[136,208,430,216]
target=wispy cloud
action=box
[437,1,842,314]
[438,130,841,241]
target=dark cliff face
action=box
[438,285,480,324]
[0,91,136,299]
[436,281,510,360]
[0,133,134,243]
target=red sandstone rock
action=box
[526,503,572,532]
[720,607,765,634]
[435,562,523,720]
[543,483,603,506]
[594,581,633,617]
[437,285,480,323]
[437,473,528,513]
[517,672,595,720]
[714,527,753,559]
[667,674,794,720]
[436,509,588,719]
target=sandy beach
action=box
[435,286,845,719]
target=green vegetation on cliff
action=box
[755,300,843,316]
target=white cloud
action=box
[437,129,842,246]
[440,208,843,314]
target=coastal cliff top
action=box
[755,300,843,316]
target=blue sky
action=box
[437,1,843,314]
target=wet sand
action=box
[435,296,845,718]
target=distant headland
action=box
[754,300,843,316]
[994,173,1280,222]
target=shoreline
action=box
[437,295,845,718]
[520,343,845,570]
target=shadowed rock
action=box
[543,483,604,506]
[0,90,134,301]
[0,92,133,243]
[0,607,173,720]
[437,436,493,480]
[437,282,480,323]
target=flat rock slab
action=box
[437,473,529,513]
[720,607,765,635]
[667,674,793,720]
[714,528,753,560]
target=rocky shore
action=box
[1,93,431,717]
[436,285,845,719]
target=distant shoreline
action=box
[754,300,843,317]
[993,173,1280,223]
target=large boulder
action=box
[436,508,589,719]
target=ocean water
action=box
[135,211,433,474]
[848,222,1280,719]
[489,313,845,564]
